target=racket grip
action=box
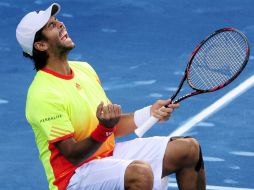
[135,116,159,137]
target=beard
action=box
[59,43,75,54]
[54,40,75,58]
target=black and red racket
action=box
[135,28,250,137]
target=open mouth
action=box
[60,31,68,41]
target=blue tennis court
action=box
[1,0,254,189]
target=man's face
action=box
[42,16,75,55]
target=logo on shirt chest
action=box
[75,83,81,90]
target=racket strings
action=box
[194,33,245,86]
[199,35,243,84]
[189,31,247,90]
[198,32,246,87]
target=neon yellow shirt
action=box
[26,61,115,190]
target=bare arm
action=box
[114,99,180,138]
[114,113,136,137]
[55,136,102,165]
[55,102,121,165]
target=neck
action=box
[45,53,71,75]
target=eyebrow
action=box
[46,17,57,27]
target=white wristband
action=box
[134,105,152,128]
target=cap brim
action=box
[50,3,60,16]
[38,3,60,29]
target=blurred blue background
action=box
[0,0,254,189]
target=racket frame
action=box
[172,28,250,104]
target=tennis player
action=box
[16,3,206,190]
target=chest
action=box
[61,72,109,139]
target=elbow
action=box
[68,157,83,165]
[63,152,84,165]
[63,151,84,165]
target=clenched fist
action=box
[96,102,121,128]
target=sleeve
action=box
[26,90,74,143]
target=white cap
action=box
[16,3,60,56]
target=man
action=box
[16,3,206,190]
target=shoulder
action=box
[27,72,61,99]
[69,61,96,73]
[26,72,65,112]
[26,80,65,123]
[69,60,100,81]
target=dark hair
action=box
[23,27,49,71]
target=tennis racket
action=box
[135,28,250,137]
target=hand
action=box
[151,99,180,122]
[96,102,121,128]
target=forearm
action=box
[55,136,102,165]
[55,123,115,165]
[114,113,137,137]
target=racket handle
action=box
[135,116,159,137]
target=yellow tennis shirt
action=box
[26,61,115,190]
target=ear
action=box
[33,41,48,52]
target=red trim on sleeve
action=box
[41,67,74,80]
[49,143,78,190]
[48,133,75,144]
